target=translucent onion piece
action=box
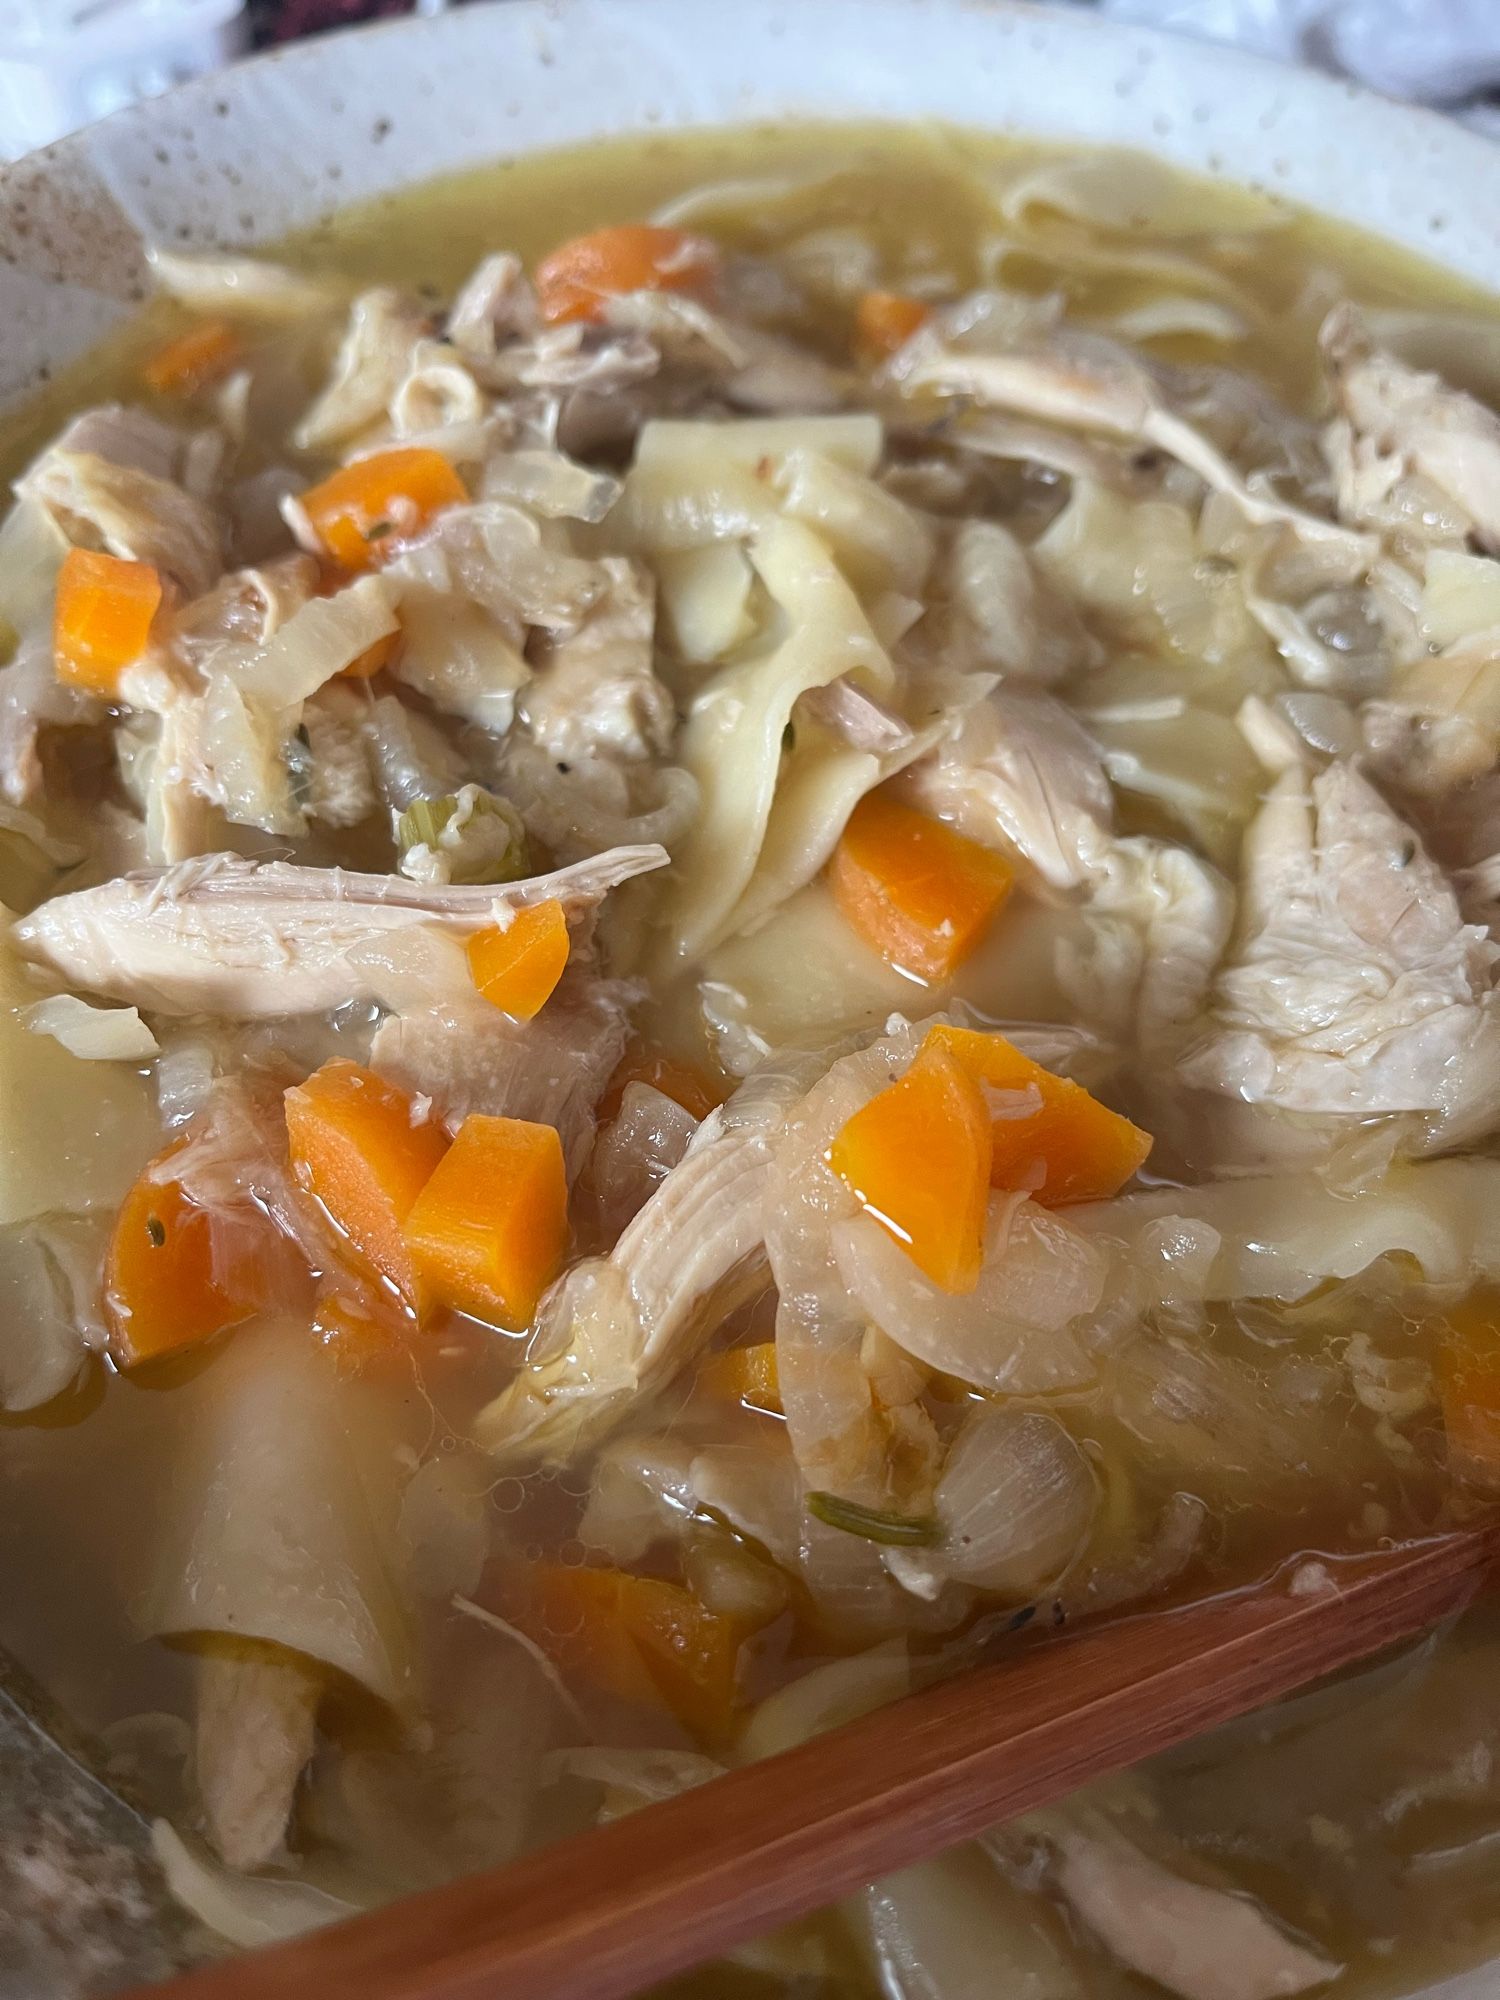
[0,1221,93,1411]
[23,993,159,1061]
[739,1640,911,1762]
[929,1407,1097,1596]
[832,1197,1104,1396]
[858,1846,1089,2000]
[151,1822,364,1949]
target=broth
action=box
[2,120,1500,1998]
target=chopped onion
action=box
[928,1407,1097,1596]
[24,994,159,1062]
[739,1640,911,1761]
[150,1822,364,1949]
[585,1083,699,1241]
[832,1197,1104,1396]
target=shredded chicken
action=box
[900,686,1116,893]
[18,407,225,596]
[12,846,667,1017]
[293,288,436,451]
[475,1061,803,1466]
[1048,1821,1341,2000]
[518,558,674,764]
[1322,304,1500,553]
[901,687,1231,1049]
[895,325,1376,565]
[370,968,636,1180]
[195,1642,322,1872]
[1183,762,1500,1126]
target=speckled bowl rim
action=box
[0,0,1496,416]
[0,4,1496,1995]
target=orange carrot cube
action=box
[698,1341,782,1414]
[284,1060,450,1308]
[925,1024,1152,1206]
[496,1561,745,1740]
[341,628,402,679]
[599,1044,725,1123]
[403,1113,568,1332]
[854,290,931,362]
[826,1041,993,1293]
[830,788,1014,983]
[142,320,240,398]
[535,224,718,326]
[299,447,467,573]
[466,900,570,1019]
[52,548,163,697]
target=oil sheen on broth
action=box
[2,121,1500,2000]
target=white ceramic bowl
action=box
[1,4,1496,1993]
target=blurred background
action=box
[0,0,1494,160]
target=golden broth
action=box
[2,120,1500,1999]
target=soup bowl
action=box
[0,2,1497,1994]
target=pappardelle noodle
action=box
[5,123,1500,1999]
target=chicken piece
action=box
[899,686,1115,892]
[900,687,1230,1050]
[39,406,190,484]
[1183,763,1500,1121]
[293,288,436,451]
[937,405,1143,489]
[1048,1821,1340,2000]
[603,291,851,413]
[1069,837,1234,1055]
[475,1060,804,1466]
[1322,304,1500,553]
[195,1640,322,1872]
[518,558,673,764]
[896,333,1375,565]
[13,844,667,1018]
[19,443,224,598]
[298,695,379,832]
[445,252,540,362]
[370,968,636,1182]
[169,555,323,675]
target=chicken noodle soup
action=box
[3,120,1500,1997]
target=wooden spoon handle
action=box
[131,1529,1500,2000]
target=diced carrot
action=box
[826,1041,993,1293]
[1437,1292,1500,1488]
[497,1561,745,1739]
[284,1060,450,1308]
[104,1142,278,1367]
[299,447,467,573]
[52,548,163,697]
[142,319,240,398]
[698,1341,782,1415]
[830,788,1014,983]
[341,628,402,680]
[465,901,570,1019]
[854,290,931,362]
[599,1044,725,1124]
[535,224,718,326]
[925,1024,1152,1207]
[403,1113,568,1333]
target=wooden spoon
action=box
[129,1527,1500,2000]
